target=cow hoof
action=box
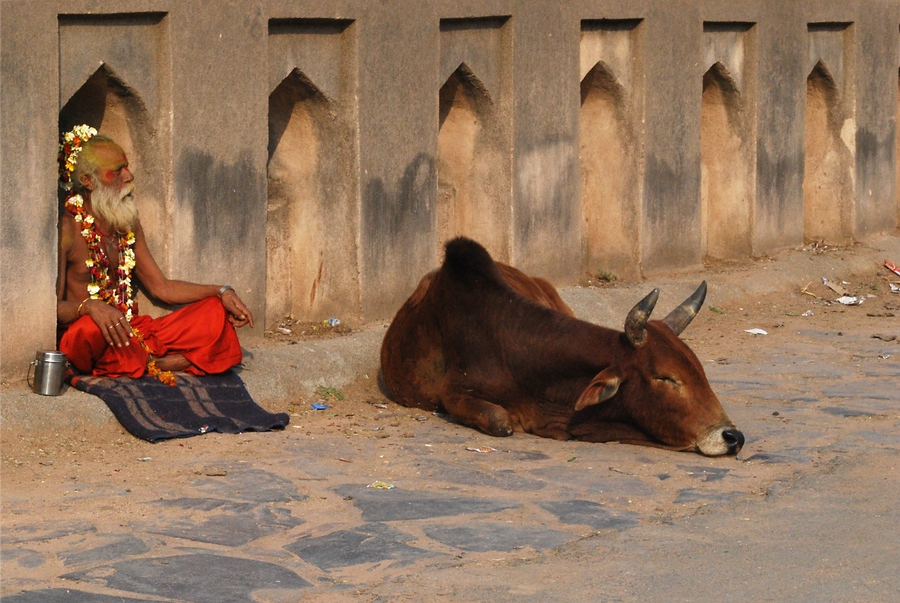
[483,414,514,437]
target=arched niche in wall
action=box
[700,62,752,259]
[803,60,854,244]
[579,61,640,281]
[268,68,357,328]
[59,64,167,314]
[437,64,510,263]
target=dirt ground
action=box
[2,236,899,602]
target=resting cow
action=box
[380,237,744,456]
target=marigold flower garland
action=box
[63,164,176,386]
[58,125,97,190]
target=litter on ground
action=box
[822,277,848,296]
[885,259,900,277]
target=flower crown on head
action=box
[58,124,98,190]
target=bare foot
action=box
[154,354,192,372]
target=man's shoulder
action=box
[131,219,150,250]
[59,211,77,240]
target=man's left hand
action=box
[220,289,254,328]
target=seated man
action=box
[56,125,254,385]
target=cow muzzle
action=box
[696,425,745,456]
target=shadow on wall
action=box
[363,153,437,289]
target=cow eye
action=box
[656,376,680,388]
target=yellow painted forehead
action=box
[91,141,128,166]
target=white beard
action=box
[91,179,138,233]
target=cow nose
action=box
[722,429,744,454]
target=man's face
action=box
[91,142,134,190]
[87,142,138,233]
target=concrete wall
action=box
[2,0,899,382]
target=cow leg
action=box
[443,394,514,437]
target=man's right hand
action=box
[84,299,134,348]
[219,289,254,329]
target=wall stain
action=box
[175,149,261,255]
[757,143,803,220]
[364,152,437,275]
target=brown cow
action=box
[380,237,744,456]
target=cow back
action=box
[380,238,573,411]
[497,264,574,317]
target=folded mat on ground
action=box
[68,369,289,442]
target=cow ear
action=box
[574,368,621,411]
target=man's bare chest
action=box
[67,233,121,284]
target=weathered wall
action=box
[2,0,899,382]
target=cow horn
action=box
[624,288,659,347]
[662,281,707,336]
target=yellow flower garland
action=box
[58,125,97,191]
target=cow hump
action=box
[443,237,504,284]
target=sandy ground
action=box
[1,234,899,602]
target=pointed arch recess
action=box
[580,61,640,281]
[803,61,854,244]
[701,62,751,259]
[267,69,336,327]
[437,63,509,262]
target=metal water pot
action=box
[28,350,69,396]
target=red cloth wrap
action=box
[60,296,242,378]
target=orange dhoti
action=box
[60,296,243,378]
